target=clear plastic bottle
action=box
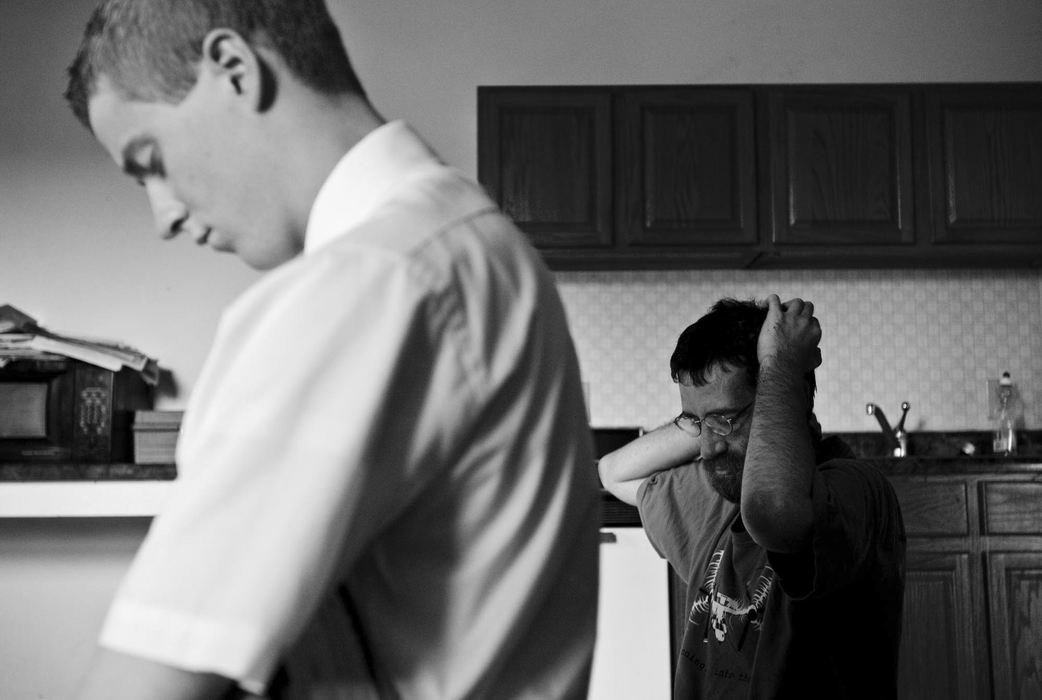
[993,371,1018,456]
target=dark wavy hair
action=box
[65,0,364,130]
[670,297,817,406]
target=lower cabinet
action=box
[590,526,672,699]
[891,471,1042,700]
[899,549,988,699]
[988,551,1042,699]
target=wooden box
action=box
[132,410,182,464]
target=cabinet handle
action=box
[599,531,618,544]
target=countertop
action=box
[4,430,1041,518]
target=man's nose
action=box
[145,181,188,239]
[700,432,727,461]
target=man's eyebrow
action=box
[120,136,154,178]
[690,404,746,418]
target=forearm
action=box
[741,360,817,552]
[75,647,233,700]
[598,422,700,506]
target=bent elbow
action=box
[741,491,812,553]
[597,452,640,506]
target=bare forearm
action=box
[598,422,700,506]
[74,647,233,700]
[741,295,821,552]
[741,360,816,552]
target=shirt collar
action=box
[304,120,440,254]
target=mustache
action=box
[703,453,743,473]
[701,453,744,503]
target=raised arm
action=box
[598,422,701,506]
[741,295,821,553]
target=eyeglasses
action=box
[672,401,754,437]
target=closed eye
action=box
[726,402,755,423]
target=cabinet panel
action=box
[899,550,986,700]
[477,88,612,248]
[890,477,969,536]
[616,88,758,247]
[927,85,1042,244]
[983,482,1042,535]
[987,551,1042,700]
[768,87,916,246]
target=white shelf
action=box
[0,480,175,517]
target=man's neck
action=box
[265,83,386,239]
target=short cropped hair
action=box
[670,298,817,405]
[65,0,364,130]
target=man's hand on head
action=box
[757,294,822,375]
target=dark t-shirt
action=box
[638,438,906,699]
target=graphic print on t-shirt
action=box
[690,549,773,649]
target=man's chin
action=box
[704,460,743,503]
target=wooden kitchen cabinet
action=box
[766,86,916,248]
[477,86,760,255]
[925,85,1042,246]
[479,85,760,269]
[988,551,1042,699]
[478,83,1042,270]
[889,475,990,700]
[981,481,1042,699]
[900,549,986,700]
[615,87,758,255]
[477,88,612,250]
[890,467,1042,700]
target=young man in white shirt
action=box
[66,1,599,698]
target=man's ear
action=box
[200,29,268,109]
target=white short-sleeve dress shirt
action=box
[99,122,600,699]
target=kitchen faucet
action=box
[865,402,911,457]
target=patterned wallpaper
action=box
[555,268,1042,433]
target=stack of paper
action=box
[0,304,160,385]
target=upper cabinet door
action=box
[477,88,612,249]
[768,87,916,246]
[616,88,758,248]
[477,83,1042,270]
[926,84,1042,245]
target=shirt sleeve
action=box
[637,463,728,583]
[99,248,468,692]
[769,459,905,600]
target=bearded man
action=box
[598,295,906,699]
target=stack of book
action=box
[0,303,160,385]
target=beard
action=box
[703,452,745,503]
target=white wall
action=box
[1,0,1041,696]
[0,517,151,698]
